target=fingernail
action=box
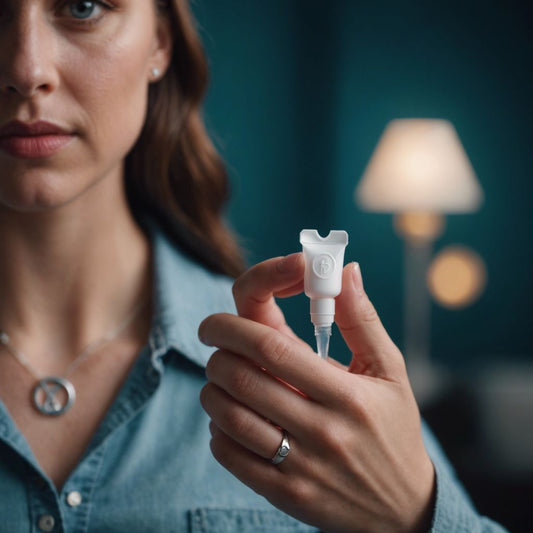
[198,320,213,346]
[351,262,364,294]
[198,333,213,346]
[276,253,301,273]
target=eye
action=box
[67,1,103,20]
[57,0,114,26]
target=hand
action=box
[199,253,435,533]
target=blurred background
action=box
[194,1,532,530]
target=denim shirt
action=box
[0,226,507,533]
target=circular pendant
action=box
[33,377,76,416]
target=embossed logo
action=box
[312,254,335,279]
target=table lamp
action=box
[355,118,483,403]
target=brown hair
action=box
[125,0,245,278]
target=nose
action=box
[0,7,60,98]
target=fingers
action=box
[207,424,326,529]
[201,383,286,460]
[335,262,406,380]
[232,253,305,340]
[203,349,318,440]
[204,256,405,392]
[208,422,284,492]
[199,314,347,405]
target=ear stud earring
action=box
[152,68,160,79]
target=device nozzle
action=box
[314,324,332,360]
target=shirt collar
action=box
[148,223,236,369]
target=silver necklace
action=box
[0,299,147,416]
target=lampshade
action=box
[355,119,483,213]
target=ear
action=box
[150,14,173,79]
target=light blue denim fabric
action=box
[0,225,507,532]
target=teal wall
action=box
[197,1,533,367]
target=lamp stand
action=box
[403,237,432,369]
[394,212,447,406]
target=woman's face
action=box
[0,0,171,212]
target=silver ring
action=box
[270,430,290,465]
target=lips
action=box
[0,120,75,159]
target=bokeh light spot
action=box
[427,246,487,308]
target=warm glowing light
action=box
[427,246,487,308]
[355,119,483,213]
[393,212,445,243]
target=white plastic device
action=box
[300,229,349,359]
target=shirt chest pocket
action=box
[189,508,319,533]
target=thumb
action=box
[335,262,406,379]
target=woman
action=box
[0,1,507,531]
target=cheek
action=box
[66,31,154,160]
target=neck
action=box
[0,180,152,368]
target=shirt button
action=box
[66,490,83,507]
[37,515,55,532]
